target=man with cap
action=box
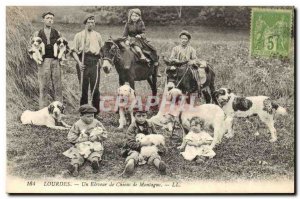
[71,14,103,117]
[121,105,167,178]
[33,12,63,109]
[64,104,108,176]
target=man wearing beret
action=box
[33,12,63,109]
[71,15,103,116]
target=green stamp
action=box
[250,8,293,58]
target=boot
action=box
[154,62,161,77]
[135,47,150,63]
[68,164,79,177]
[153,158,167,175]
[158,161,167,175]
[122,159,135,178]
[91,160,100,173]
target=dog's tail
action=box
[272,102,288,116]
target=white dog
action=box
[150,101,227,149]
[117,84,136,129]
[28,37,45,65]
[135,133,165,165]
[214,88,287,142]
[53,37,70,65]
[20,101,71,130]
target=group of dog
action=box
[21,83,287,154]
[28,36,69,65]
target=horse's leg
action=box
[119,77,125,86]
[151,75,157,96]
[128,78,135,90]
[202,88,212,104]
[147,77,158,110]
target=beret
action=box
[83,14,95,24]
[179,30,191,40]
[42,12,55,18]
[133,104,148,114]
[79,104,97,114]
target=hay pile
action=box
[6,7,77,121]
[7,7,39,113]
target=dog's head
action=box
[136,133,146,142]
[31,37,43,47]
[167,87,183,102]
[117,85,135,98]
[213,88,232,105]
[56,37,68,49]
[48,101,65,120]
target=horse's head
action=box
[100,38,133,73]
[166,65,178,86]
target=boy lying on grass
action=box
[121,106,167,178]
[63,104,107,177]
[177,117,216,163]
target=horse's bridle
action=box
[167,64,191,88]
[102,40,120,64]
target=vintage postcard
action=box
[6,6,295,194]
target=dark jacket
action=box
[123,19,146,38]
[37,28,60,59]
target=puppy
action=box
[20,101,70,130]
[214,88,287,142]
[135,133,165,165]
[117,84,136,129]
[136,133,165,147]
[53,37,70,65]
[28,37,45,65]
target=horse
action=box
[164,58,218,104]
[100,38,158,97]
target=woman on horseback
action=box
[123,8,161,77]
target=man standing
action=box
[71,15,103,117]
[33,12,63,109]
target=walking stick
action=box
[80,28,87,88]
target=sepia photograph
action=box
[6,5,295,194]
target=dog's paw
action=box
[254,131,260,136]
[269,137,277,143]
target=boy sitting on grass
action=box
[63,104,107,177]
[121,105,167,178]
[177,117,216,164]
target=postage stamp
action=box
[250,8,293,57]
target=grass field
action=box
[7,22,294,182]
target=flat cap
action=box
[42,11,55,18]
[179,30,191,40]
[79,104,97,114]
[83,14,95,24]
[133,104,148,114]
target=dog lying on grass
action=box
[214,88,288,142]
[20,101,70,130]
